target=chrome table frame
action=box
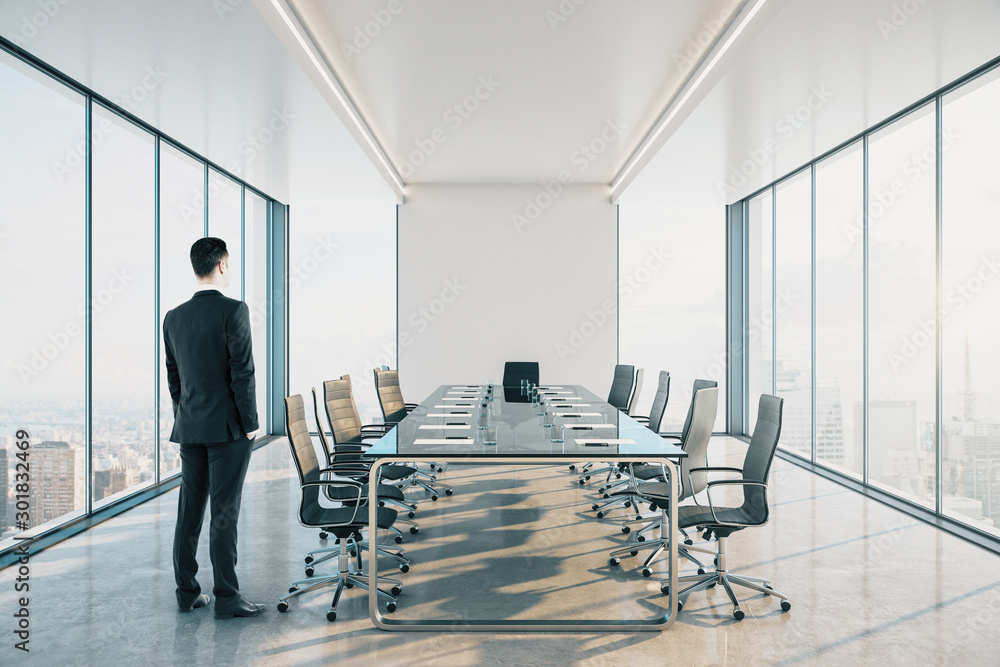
[367,454,680,632]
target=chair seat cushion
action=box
[302,503,397,530]
[677,503,755,531]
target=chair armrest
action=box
[321,462,372,477]
[659,434,681,442]
[703,480,768,527]
[404,404,419,409]
[687,466,742,475]
[633,416,650,424]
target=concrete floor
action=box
[2,436,999,666]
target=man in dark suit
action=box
[164,237,266,618]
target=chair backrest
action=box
[678,386,719,499]
[646,371,671,432]
[677,378,718,441]
[502,361,539,387]
[627,368,644,416]
[284,394,323,510]
[310,387,333,463]
[323,375,363,444]
[374,369,409,422]
[740,394,784,523]
[607,364,635,411]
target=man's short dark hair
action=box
[190,237,229,278]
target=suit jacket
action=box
[164,289,259,444]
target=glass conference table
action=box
[364,384,686,632]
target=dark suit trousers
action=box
[173,436,254,608]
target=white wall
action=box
[398,184,617,401]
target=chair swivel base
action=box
[659,535,790,620]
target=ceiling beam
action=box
[254,0,407,202]
[609,0,778,203]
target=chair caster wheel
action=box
[304,567,314,577]
[578,479,586,485]
[347,550,356,558]
[602,493,610,499]
[609,557,620,567]
[319,532,328,540]
[707,582,716,589]
[684,538,693,546]
[781,600,791,611]
[304,556,314,564]
[615,473,622,479]
[394,535,403,544]
[327,610,337,622]
[697,568,706,575]
[569,465,576,471]
[386,602,397,613]
[378,500,385,507]
[621,525,630,534]
[585,476,591,481]
[431,495,439,501]
[288,587,298,594]
[436,467,443,473]
[596,511,605,519]
[624,501,632,509]
[649,505,658,512]
[592,504,600,512]
[277,602,288,612]
[636,535,646,542]
[661,584,668,595]
[410,526,419,534]
[445,489,453,496]
[399,563,409,573]
[641,568,652,577]
[733,608,745,621]
[630,550,638,557]
[408,511,416,519]
[345,582,353,589]
[763,584,772,596]
[390,585,402,596]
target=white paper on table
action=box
[427,412,471,417]
[564,424,616,429]
[539,391,572,394]
[434,404,475,408]
[447,391,482,395]
[549,403,591,407]
[555,412,602,417]
[443,397,480,401]
[544,397,581,401]
[413,438,474,445]
[418,424,471,430]
[574,439,635,445]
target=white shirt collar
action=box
[195,285,223,294]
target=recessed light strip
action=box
[269,0,406,195]
[610,0,769,198]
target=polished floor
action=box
[2,436,999,666]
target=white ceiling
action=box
[281,0,750,186]
[2,0,1000,210]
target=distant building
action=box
[30,442,76,527]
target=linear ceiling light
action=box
[269,0,406,194]
[610,0,769,197]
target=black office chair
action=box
[660,394,791,620]
[277,394,403,621]
[608,386,718,577]
[607,363,635,411]
[633,371,670,432]
[502,361,539,387]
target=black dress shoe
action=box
[215,596,267,619]
[179,594,210,612]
